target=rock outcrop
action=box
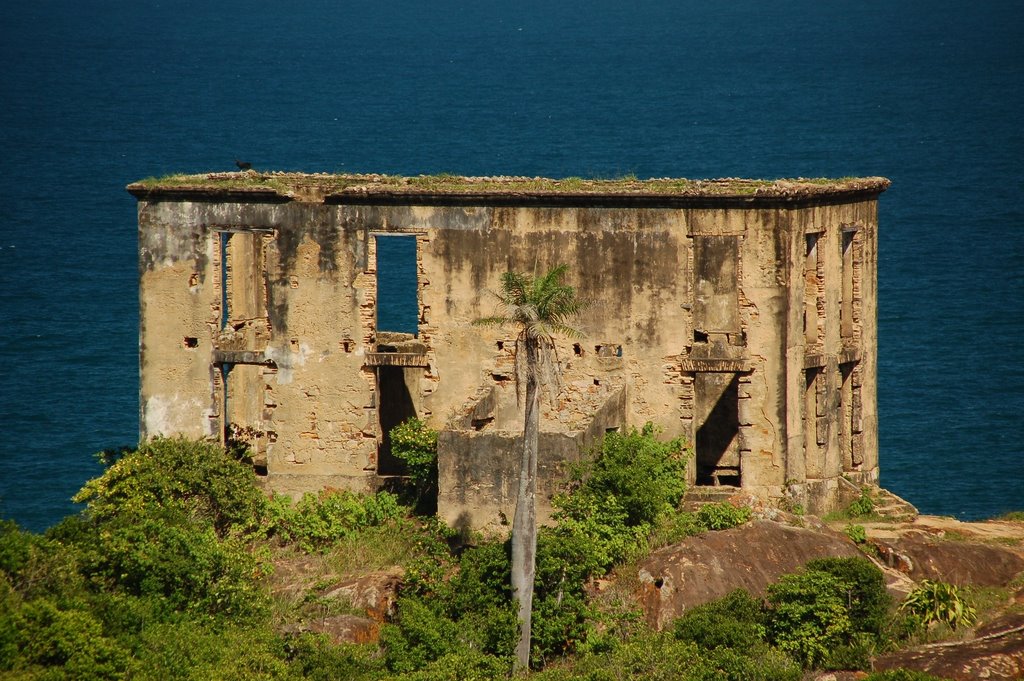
[873,534,1024,587]
[319,568,404,621]
[281,615,381,645]
[636,519,863,630]
[874,613,1024,680]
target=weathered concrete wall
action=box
[438,386,627,532]
[133,175,884,523]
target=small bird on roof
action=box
[235,159,252,171]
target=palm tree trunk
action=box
[511,335,539,671]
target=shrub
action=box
[0,521,32,577]
[390,418,440,511]
[132,618,295,680]
[847,488,876,518]
[0,576,18,671]
[821,634,873,671]
[694,502,751,531]
[845,523,868,544]
[550,491,648,575]
[673,589,766,650]
[649,510,704,547]
[382,542,517,673]
[284,634,386,681]
[574,424,688,528]
[393,649,512,680]
[74,437,268,536]
[76,510,267,619]
[14,598,134,680]
[532,630,801,681]
[766,570,853,667]
[899,580,976,630]
[805,557,891,636]
[268,489,404,553]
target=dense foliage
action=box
[0,434,963,679]
[899,579,977,630]
[389,418,440,513]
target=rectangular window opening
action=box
[804,233,822,345]
[374,234,419,336]
[841,230,856,338]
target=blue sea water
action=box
[1,0,1021,532]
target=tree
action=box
[474,264,585,670]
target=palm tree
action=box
[474,264,585,671]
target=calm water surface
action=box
[1,0,1021,531]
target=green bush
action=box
[821,634,873,671]
[131,619,295,680]
[847,488,876,518]
[267,489,404,553]
[899,579,976,630]
[78,510,267,618]
[532,630,801,681]
[573,424,688,528]
[694,502,751,531]
[392,649,511,681]
[845,523,868,544]
[550,491,648,575]
[381,543,517,674]
[0,576,19,671]
[390,418,440,511]
[673,589,766,650]
[766,570,853,667]
[74,437,268,537]
[13,598,134,680]
[284,634,386,681]
[805,557,891,636]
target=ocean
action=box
[1,0,1021,532]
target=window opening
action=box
[375,234,419,335]
[840,362,856,470]
[841,230,856,338]
[219,232,230,328]
[804,233,822,345]
[804,366,824,477]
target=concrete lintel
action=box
[804,353,826,369]
[679,358,751,373]
[839,347,862,365]
[213,350,274,366]
[364,352,430,368]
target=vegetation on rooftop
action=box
[130,170,888,199]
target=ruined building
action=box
[130,173,888,530]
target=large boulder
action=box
[873,534,1024,587]
[874,612,1024,680]
[636,519,863,630]
[281,615,381,645]
[319,567,404,621]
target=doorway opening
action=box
[695,373,741,486]
[376,366,417,475]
